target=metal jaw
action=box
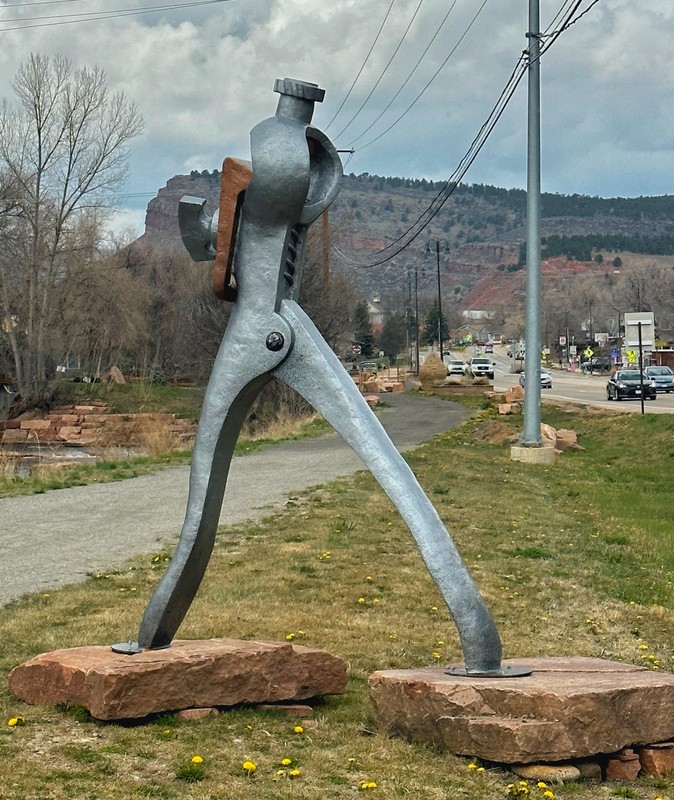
[115,78,516,678]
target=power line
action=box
[345,0,460,149]
[0,0,231,31]
[333,0,427,141]
[349,0,489,153]
[324,0,396,130]
[336,0,601,269]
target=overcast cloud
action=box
[0,0,672,239]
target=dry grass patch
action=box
[0,405,672,799]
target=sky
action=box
[0,0,672,241]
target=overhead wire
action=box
[336,0,601,268]
[324,0,397,130]
[0,0,231,31]
[350,0,489,153]
[333,0,427,141]
[345,0,459,149]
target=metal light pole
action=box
[426,239,448,363]
[521,0,542,445]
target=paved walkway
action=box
[0,392,469,606]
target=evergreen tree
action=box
[422,300,449,346]
[378,313,407,358]
[353,301,374,357]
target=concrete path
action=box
[0,392,469,606]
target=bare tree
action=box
[0,54,143,409]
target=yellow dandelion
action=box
[276,769,287,776]
[639,643,649,650]
[543,792,554,799]
[7,717,21,727]
[537,782,547,788]
[242,760,256,773]
[357,597,366,604]
[477,766,485,773]
[285,632,296,641]
[358,779,378,790]
[280,758,292,766]
[288,768,301,778]
[293,725,304,734]
[467,762,477,770]
[372,597,380,604]
[366,575,373,582]
[432,651,442,660]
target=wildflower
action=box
[432,651,443,661]
[357,597,366,605]
[288,768,301,778]
[285,632,296,641]
[435,640,445,646]
[543,792,554,799]
[191,755,203,764]
[639,643,649,650]
[359,780,378,790]
[467,763,477,770]
[430,606,438,611]
[242,760,256,774]
[366,575,373,582]
[477,767,485,773]
[293,725,304,734]
[537,783,547,789]
[280,758,292,766]
[276,769,287,776]
[372,598,380,604]
[7,717,23,727]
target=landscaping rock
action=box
[511,763,581,782]
[555,429,582,451]
[575,759,602,780]
[638,742,674,778]
[369,657,674,764]
[504,385,524,403]
[176,707,219,721]
[9,638,348,721]
[606,748,641,781]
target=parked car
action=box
[469,357,495,379]
[446,358,468,376]
[519,368,552,389]
[358,361,379,373]
[581,356,612,374]
[606,370,657,401]
[644,365,674,393]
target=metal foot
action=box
[445,665,533,678]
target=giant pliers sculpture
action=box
[115,78,524,677]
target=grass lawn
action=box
[0,402,672,799]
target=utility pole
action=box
[414,264,420,375]
[426,239,448,363]
[520,0,542,446]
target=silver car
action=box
[644,365,674,393]
[519,368,552,389]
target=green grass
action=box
[0,402,672,799]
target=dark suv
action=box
[581,356,612,374]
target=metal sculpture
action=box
[114,78,522,677]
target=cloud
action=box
[0,0,671,240]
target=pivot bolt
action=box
[266,331,285,351]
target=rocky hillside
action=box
[135,170,674,313]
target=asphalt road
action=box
[0,392,469,607]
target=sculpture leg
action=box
[274,300,502,674]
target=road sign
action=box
[584,347,594,359]
[624,312,655,347]
[352,344,361,355]
[559,335,567,346]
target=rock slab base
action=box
[369,657,674,763]
[9,638,347,720]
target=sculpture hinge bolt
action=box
[266,332,285,351]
